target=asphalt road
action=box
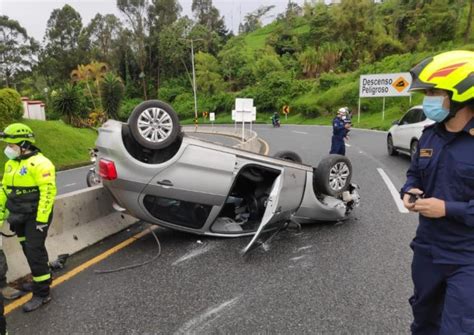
[7,124,418,334]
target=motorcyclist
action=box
[272,112,281,127]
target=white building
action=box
[21,97,46,121]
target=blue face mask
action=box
[422,96,450,122]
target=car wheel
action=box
[410,140,419,159]
[273,151,303,163]
[387,134,398,156]
[128,100,180,150]
[313,155,352,197]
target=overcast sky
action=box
[1,0,312,43]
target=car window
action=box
[418,109,427,122]
[399,109,418,125]
[143,195,212,229]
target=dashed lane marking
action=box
[292,131,308,135]
[377,168,409,214]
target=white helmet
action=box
[337,107,348,115]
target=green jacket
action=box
[0,151,56,223]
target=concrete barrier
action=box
[2,126,264,283]
[2,186,137,282]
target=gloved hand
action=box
[36,222,48,233]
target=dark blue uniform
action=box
[401,117,474,334]
[329,117,346,155]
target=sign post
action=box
[283,105,290,120]
[210,112,215,130]
[358,72,412,123]
[233,98,255,142]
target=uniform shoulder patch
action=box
[419,149,433,157]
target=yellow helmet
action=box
[409,50,474,103]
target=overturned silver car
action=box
[95,100,360,254]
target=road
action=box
[7,124,418,334]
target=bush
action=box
[52,84,87,127]
[172,93,195,119]
[119,98,143,121]
[0,88,23,128]
[100,73,124,120]
[200,92,235,115]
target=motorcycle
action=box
[86,148,102,187]
[272,118,281,128]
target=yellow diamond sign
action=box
[392,77,409,93]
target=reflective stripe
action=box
[17,236,25,242]
[33,273,51,282]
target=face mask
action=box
[4,146,20,160]
[423,96,450,122]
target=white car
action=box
[387,105,434,158]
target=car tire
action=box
[410,140,419,159]
[273,151,303,163]
[313,154,352,197]
[387,134,398,156]
[128,100,181,150]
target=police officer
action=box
[0,123,57,312]
[401,50,474,334]
[329,108,351,155]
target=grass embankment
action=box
[0,119,97,171]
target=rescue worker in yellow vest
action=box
[0,123,56,312]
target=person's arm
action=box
[445,200,474,227]
[34,160,57,224]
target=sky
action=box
[0,0,312,43]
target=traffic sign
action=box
[283,105,290,114]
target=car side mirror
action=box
[392,120,399,125]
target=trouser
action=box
[410,247,474,335]
[0,249,7,288]
[8,212,51,297]
[329,136,345,155]
[0,292,5,335]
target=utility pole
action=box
[181,38,204,127]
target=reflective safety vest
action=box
[0,151,56,223]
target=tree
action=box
[40,4,87,85]
[195,52,225,95]
[85,14,123,62]
[191,0,229,53]
[147,0,182,92]
[0,16,39,87]
[117,0,149,99]
[465,0,473,43]
[71,61,109,110]
[239,6,275,34]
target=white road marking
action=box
[172,244,213,265]
[62,183,77,188]
[290,255,306,262]
[377,168,409,213]
[292,131,308,135]
[345,143,351,147]
[175,297,241,335]
[296,245,312,252]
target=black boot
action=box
[23,295,51,312]
[21,282,34,292]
